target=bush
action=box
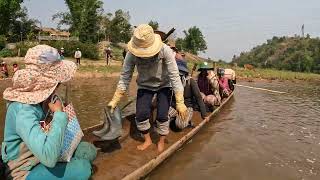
[0,48,15,57]
[44,41,100,60]
[0,35,6,50]
[15,42,37,57]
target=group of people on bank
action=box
[0,24,234,179]
[0,62,19,79]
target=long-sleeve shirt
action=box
[1,102,68,179]
[74,51,82,58]
[117,44,184,92]
[219,77,231,92]
[171,78,207,119]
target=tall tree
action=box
[0,0,24,35]
[177,26,207,55]
[53,0,103,42]
[8,7,39,42]
[108,9,132,43]
[148,20,159,30]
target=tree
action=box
[148,20,159,30]
[177,26,207,55]
[53,0,103,42]
[175,38,185,51]
[7,7,39,42]
[0,0,23,35]
[108,10,132,43]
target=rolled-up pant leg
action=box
[155,88,172,136]
[136,89,155,134]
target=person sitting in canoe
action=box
[224,68,236,91]
[1,45,96,180]
[197,62,221,111]
[169,60,208,130]
[217,68,232,97]
[108,24,188,153]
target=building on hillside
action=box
[37,27,79,41]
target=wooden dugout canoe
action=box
[82,90,235,180]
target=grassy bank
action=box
[2,55,319,82]
[235,67,320,82]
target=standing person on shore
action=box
[1,45,96,179]
[108,24,187,153]
[105,46,112,65]
[59,47,65,60]
[74,48,82,66]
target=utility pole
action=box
[301,24,305,38]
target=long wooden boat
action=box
[82,90,235,180]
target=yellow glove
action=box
[108,88,126,112]
[175,91,188,121]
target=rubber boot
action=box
[92,108,110,138]
[100,106,123,140]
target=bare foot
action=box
[157,136,166,153]
[137,133,152,151]
[137,140,152,151]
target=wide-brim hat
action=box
[198,62,214,71]
[3,45,77,104]
[127,24,164,58]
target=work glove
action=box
[175,91,188,121]
[108,88,126,113]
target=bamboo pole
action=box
[235,84,286,94]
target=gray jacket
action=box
[117,44,184,92]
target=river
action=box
[0,78,319,180]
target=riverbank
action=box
[1,57,319,83]
[235,67,320,83]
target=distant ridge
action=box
[232,36,320,74]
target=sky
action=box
[23,0,320,61]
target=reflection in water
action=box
[0,79,319,180]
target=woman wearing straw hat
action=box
[108,24,188,152]
[1,45,96,179]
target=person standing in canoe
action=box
[108,24,188,152]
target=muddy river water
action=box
[0,78,319,180]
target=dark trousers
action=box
[136,88,172,134]
[76,58,81,65]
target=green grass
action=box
[78,64,122,74]
[186,61,320,82]
[235,67,320,81]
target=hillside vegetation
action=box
[232,36,320,74]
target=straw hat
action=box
[127,24,163,58]
[3,45,77,104]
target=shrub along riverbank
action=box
[0,41,126,61]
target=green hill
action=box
[232,36,320,74]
